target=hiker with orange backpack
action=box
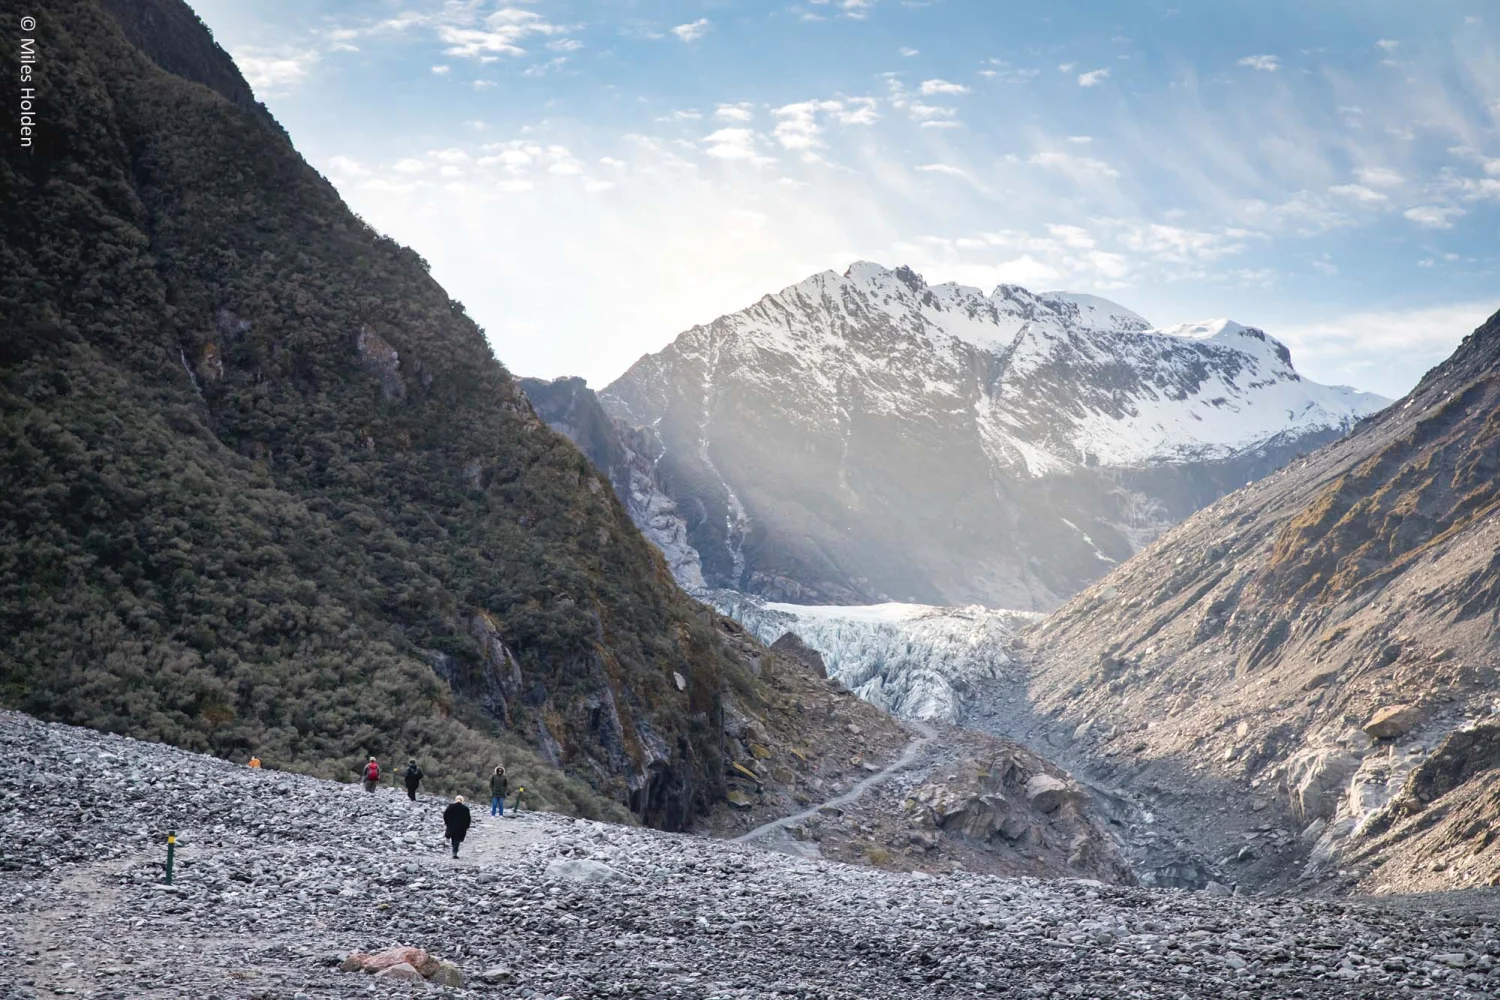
[362,757,380,792]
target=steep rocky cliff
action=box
[519,376,705,589]
[1021,307,1500,893]
[0,0,764,830]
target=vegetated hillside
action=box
[0,0,772,829]
[1022,306,1500,894]
[600,263,1387,610]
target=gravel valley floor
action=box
[4,711,1500,1000]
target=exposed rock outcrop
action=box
[1021,306,1500,893]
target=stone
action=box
[1285,748,1360,823]
[1024,774,1074,814]
[544,858,626,883]
[769,632,828,679]
[429,961,464,986]
[374,962,423,982]
[1300,818,1328,843]
[726,790,756,809]
[9,704,1500,1000]
[1301,668,1340,691]
[363,947,440,978]
[339,952,370,973]
[1364,705,1422,739]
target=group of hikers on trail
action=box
[361,757,526,857]
[249,753,527,859]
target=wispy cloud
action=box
[438,8,566,59]
[234,49,319,92]
[715,103,756,122]
[1077,68,1110,87]
[702,128,773,164]
[919,79,970,96]
[809,0,878,19]
[1029,150,1119,180]
[916,163,970,179]
[1238,54,1279,72]
[771,98,879,150]
[672,19,711,42]
[1403,205,1463,228]
[1328,184,1387,203]
[1355,166,1404,188]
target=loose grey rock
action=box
[4,709,1499,1000]
[543,857,625,883]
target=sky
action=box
[187,0,1500,398]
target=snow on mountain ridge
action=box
[598,261,1394,608]
[693,261,1389,472]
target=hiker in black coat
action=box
[443,796,472,858]
[403,759,423,801]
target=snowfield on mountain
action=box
[597,263,1390,608]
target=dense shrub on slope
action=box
[0,0,747,829]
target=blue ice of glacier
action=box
[706,591,1042,724]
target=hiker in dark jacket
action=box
[443,796,472,858]
[489,765,509,817]
[403,760,423,801]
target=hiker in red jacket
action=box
[362,757,380,792]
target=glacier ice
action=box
[707,590,1041,724]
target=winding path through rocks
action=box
[732,720,937,844]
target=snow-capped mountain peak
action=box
[1036,290,1153,333]
[598,261,1392,609]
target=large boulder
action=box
[1284,748,1361,824]
[348,946,441,978]
[1363,705,1421,740]
[770,632,828,679]
[1024,774,1076,814]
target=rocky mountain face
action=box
[518,376,705,589]
[599,263,1388,610]
[1020,306,1500,895]
[0,0,809,831]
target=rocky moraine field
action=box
[4,710,1500,1000]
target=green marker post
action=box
[165,831,176,884]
